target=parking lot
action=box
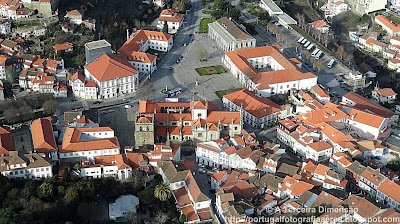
[98,100,138,149]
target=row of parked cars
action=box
[298,36,324,60]
[198,163,220,175]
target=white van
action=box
[307,43,314,51]
[315,51,323,59]
[327,59,335,69]
[298,36,305,43]
[311,48,320,57]
[304,41,311,48]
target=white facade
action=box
[60,148,120,160]
[129,59,156,74]
[222,51,317,97]
[222,97,279,129]
[81,164,132,180]
[0,21,11,34]
[84,68,138,99]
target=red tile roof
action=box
[224,46,316,90]
[60,127,120,153]
[376,15,400,32]
[343,92,396,118]
[0,126,14,155]
[118,30,173,53]
[31,118,57,152]
[211,171,228,182]
[53,43,73,51]
[119,51,156,64]
[308,141,332,152]
[374,88,397,97]
[311,20,329,28]
[378,179,400,202]
[223,89,282,118]
[85,54,138,82]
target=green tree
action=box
[154,182,171,201]
[201,0,206,7]
[7,188,19,200]
[0,207,18,224]
[163,21,168,33]
[179,214,187,223]
[75,180,95,200]
[43,99,59,115]
[38,182,54,199]
[64,186,79,204]
[58,186,66,196]
[138,187,155,205]
[196,46,209,61]
[73,163,81,171]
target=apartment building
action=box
[70,72,98,99]
[157,9,184,34]
[222,89,282,129]
[80,154,132,180]
[0,151,52,179]
[59,127,121,162]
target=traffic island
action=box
[195,65,225,76]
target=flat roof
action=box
[277,13,297,25]
[260,0,282,13]
[85,40,111,50]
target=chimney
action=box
[126,29,130,41]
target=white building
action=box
[259,0,283,16]
[372,88,397,104]
[310,20,330,33]
[222,89,282,129]
[0,18,11,34]
[321,0,350,18]
[305,141,333,162]
[375,15,400,37]
[210,171,228,191]
[223,46,317,97]
[196,139,233,169]
[59,127,121,162]
[118,29,173,53]
[0,151,53,180]
[70,72,98,99]
[310,85,331,104]
[84,54,139,99]
[157,9,184,34]
[208,17,256,52]
[122,52,157,74]
[377,179,400,210]
[391,0,400,10]
[0,55,7,80]
[352,0,387,14]
[80,154,132,180]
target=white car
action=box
[124,104,132,109]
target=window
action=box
[198,133,203,137]
[280,86,283,89]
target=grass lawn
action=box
[202,10,212,14]
[199,17,216,33]
[20,22,40,28]
[215,88,242,99]
[388,14,400,25]
[195,65,225,76]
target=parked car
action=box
[169,66,173,70]
[71,98,77,102]
[94,101,102,104]
[125,104,132,109]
